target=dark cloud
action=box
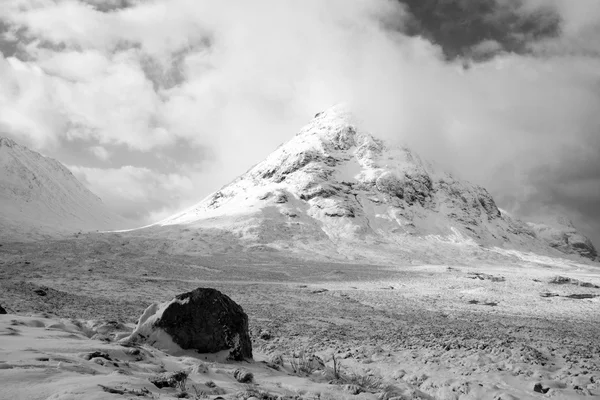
[0,21,18,58]
[398,0,561,60]
[81,0,137,13]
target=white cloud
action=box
[0,55,65,149]
[471,39,504,57]
[89,145,110,161]
[69,164,195,223]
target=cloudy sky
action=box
[0,0,599,245]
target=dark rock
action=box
[540,292,559,298]
[259,330,272,340]
[33,288,47,296]
[565,294,598,299]
[233,368,253,383]
[154,288,252,361]
[0,304,6,314]
[149,370,188,389]
[533,383,550,394]
[83,351,112,361]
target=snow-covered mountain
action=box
[0,137,127,240]
[154,106,596,262]
[527,216,597,260]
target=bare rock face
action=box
[528,219,597,261]
[126,288,252,361]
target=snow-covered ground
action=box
[1,233,599,399]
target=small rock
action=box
[259,330,272,340]
[149,370,188,389]
[344,384,362,395]
[533,383,550,394]
[190,362,209,374]
[269,353,284,366]
[233,368,253,383]
[83,351,112,361]
[91,358,105,365]
[34,288,47,296]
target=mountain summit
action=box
[156,106,596,262]
[0,137,127,240]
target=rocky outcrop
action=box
[528,220,597,261]
[124,288,252,361]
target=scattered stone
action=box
[312,288,328,294]
[83,351,112,361]
[190,362,209,374]
[540,292,559,298]
[233,368,253,383]
[269,353,284,366]
[91,358,105,365]
[343,384,363,395]
[549,276,600,288]
[259,330,272,340]
[149,370,188,389]
[565,294,598,299]
[99,385,151,397]
[126,288,252,361]
[467,272,505,282]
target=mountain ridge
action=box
[0,136,128,240]
[153,106,597,262]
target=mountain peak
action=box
[154,110,596,262]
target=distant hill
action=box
[0,137,128,240]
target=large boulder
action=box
[124,288,252,360]
[0,304,6,314]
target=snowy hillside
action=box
[0,137,127,240]
[153,106,596,262]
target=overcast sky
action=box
[0,0,599,246]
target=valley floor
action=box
[1,233,599,399]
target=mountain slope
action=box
[527,216,597,260]
[0,137,127,240]
[154,106,596,262]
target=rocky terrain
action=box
[0,137,127,240]
[1,233,599,399]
